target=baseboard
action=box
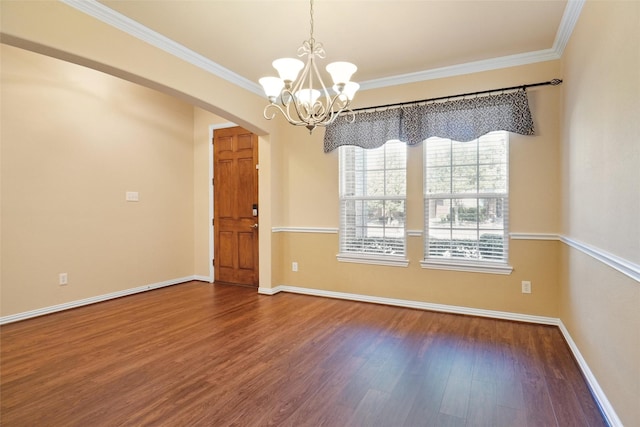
[193,275,213,283]
[558,321,622,427]
[0,276,198,325]
[261,284,559,325]
[261,284,619,426]
[258,286,281,295]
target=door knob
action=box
[251,223,259,229]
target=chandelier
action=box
[259,0,359,133]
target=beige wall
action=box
[1,44,195,315]
[559,1,640,425]
[1,0,279,300]
[273,60,563,317]
[2,1,638,423]
[0,0,271,137]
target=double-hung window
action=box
[422,131,512,274]
[338,140,408,266]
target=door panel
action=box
[238,232,255,269]
[213,126,259,286]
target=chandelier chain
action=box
[309,0,315,44]
[259,0,358,133]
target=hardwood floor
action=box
[1,282,607,426]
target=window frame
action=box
[338,140,409,267]
[421,131,513,274]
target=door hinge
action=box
[212,178,214,186]
[212,218,215,226]
[212,258,215,266]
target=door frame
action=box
[208,122,237,283]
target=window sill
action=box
[420,259,513,275]
[337,253,409,267]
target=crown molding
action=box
[359,48,560,91]
[360,0,584,90]
[59,0,264,96]
[60,0,584,93]
[553,0,586,55]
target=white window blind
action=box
[339,140,407,257]
[424,131,509,264]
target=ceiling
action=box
[90,0,572,93]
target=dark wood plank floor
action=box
[1,281,607,426]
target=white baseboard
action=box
[260,284,558,325]
[260,284,619,425]
[558,321,622,427]
[258,286,280,295]
[193,275,213,283]
[0,276,199,325]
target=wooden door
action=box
[213,126,259,286]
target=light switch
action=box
[126,191,139,202]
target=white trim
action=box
[336,253,409,267]
[262,285,558,325]
[420,259,513,275]
[359,48,560,91]
[192,275,212,283]
[60,0,263,96]
[257,286,281,296]
[509,233,639,282]
[360,0,584,90]
[510,233,560,241]
[558,321,623,427]
[260,285,619,426]
[560,236,640,283]
[553,0,585,55]
[63,0,583,93]
[0,276,197,325]
[272,227,338,234]
[209,123,237,283]
[268,229,637,281]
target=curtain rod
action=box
[350,78,563,113]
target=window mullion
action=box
[339,140,406,260]
[476,139,480,248]
[424,132,509,265]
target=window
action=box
[423,131,512,274]
[339,140,407,266]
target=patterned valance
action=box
[323,90,534,152]
[323,108,402,153]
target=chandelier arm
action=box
[325,93,351,117]
[342,109,357,123]
[264,101,316,128]
[309,55,331,116]
[290,58,313,121]
[277,88,317,126]
[258,0,358,133]
[263,103,289,121]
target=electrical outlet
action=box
[59,273,68,286]
[292,262,298,272]
[125,191,139,202]
[521,280,531,294]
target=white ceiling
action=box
[83,1,574,94]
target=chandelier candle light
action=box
[259,0,359,133]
